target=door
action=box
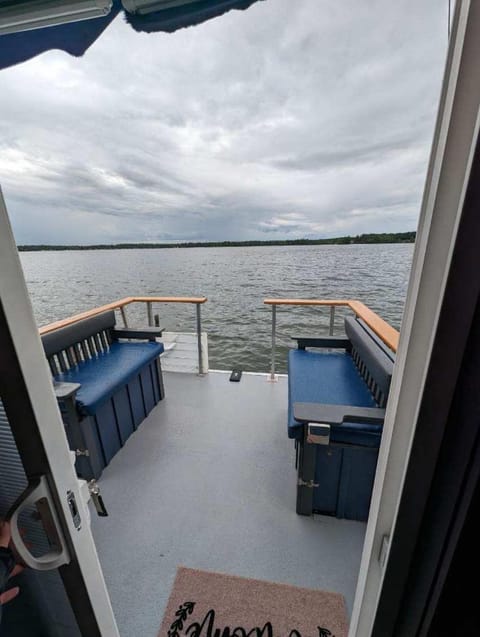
[350,1,480,634]
[0,188,119,636]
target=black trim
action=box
[427,465,480,636]
[293,402,385,426]
[371,95,480,637]
[292,336,351,351]
[111,327,164,341]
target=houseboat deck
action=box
[91,370,366,637]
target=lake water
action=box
[20,244,414,373]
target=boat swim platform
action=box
[91,371,366,637]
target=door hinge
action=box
[298,478,319,488]
[379,534,390,570]
[75,448,90,457]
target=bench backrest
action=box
[345,316,395,408]
[356,318,396,363]
[41,310,116,376]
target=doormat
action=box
[158,567,348,637]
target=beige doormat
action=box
[158,567,348,637]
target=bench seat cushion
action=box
[288,349,377,441]
[54,341,164,416]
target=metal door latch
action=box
[67,490,82,530]
[307,423,330,445]
[75,448,90,457]
[298,478,319,488]
[87,480,108,517]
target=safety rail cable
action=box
[263,298,399,380]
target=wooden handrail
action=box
[263,298,399,352]
[128,296,207,304]
[38,296,208,335]
[348,300,399,353]
[264,299,352,307]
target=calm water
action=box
[20,244,414,373]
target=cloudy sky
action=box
[0,0,448,244]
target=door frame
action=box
[350,1,480,634]
[0,189,119,636]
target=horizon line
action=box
[17,231,416,251]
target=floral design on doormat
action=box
[168,602,196,637]
[167,601,335,637]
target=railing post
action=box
[196,303,204,375]
[120,306,128,328]
[270,304,276,380]
[147,301,153,327]
[329,305,335,336]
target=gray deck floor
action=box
[91,371,366,637]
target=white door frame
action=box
[0,189,120,636]
[350,1,480,634]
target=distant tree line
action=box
[18,231,416,252]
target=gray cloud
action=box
[0,0,448,244]
[269,137,419,171]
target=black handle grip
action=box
[92,493,108,517]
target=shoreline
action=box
[18,232,415,252]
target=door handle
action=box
[8,476,71,571]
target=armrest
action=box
[293,402,385,426]
[111,327,164,342]
[53,381,81,401]
[291,336,351,351]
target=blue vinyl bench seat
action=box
[42,310,165,480]
[288,317,395,521]
[288,349,377,442]
[54,340,164,416]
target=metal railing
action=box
[39,295,208,375]
[263,298,399,380]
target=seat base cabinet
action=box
[59,359,164,480]
[289,316,395,521]
[43,310,165,480]
[296,438,380,521]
